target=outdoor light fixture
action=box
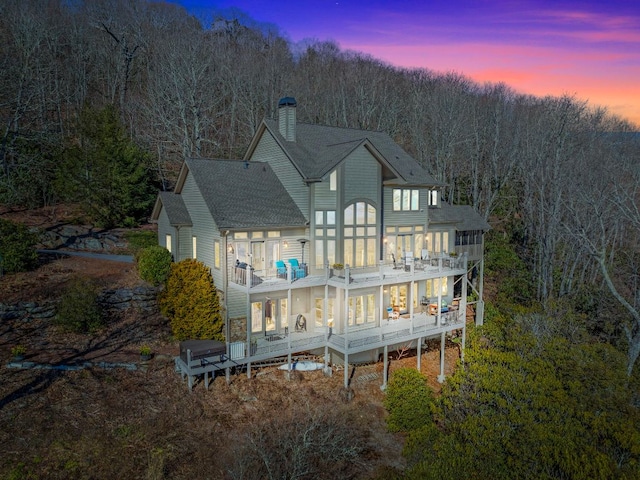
[283,241,288,248]
[228,244,234,254]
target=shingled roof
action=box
[153,191,192,227]
[260,119,444,187]
[184,158,306,230]
[429,203,491,231]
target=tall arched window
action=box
[344,201,377,267]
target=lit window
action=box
[330,171,337,191]
[393,189,420,211]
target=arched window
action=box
[344,201,377,267]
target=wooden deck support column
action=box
[417,337,422,371]
[381,344,389,391]
[437,331,446,383]
[344,352,349,389]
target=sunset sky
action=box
[178,0,640,128]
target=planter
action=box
[140,354,152,362]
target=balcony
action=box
[228,253,468,293]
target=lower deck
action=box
[175,308,467,390]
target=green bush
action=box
[55,277,103,333]
[124,230,158,259]
[384,367,434,433]
[159,259,224,341]
[0,218,39,274]
[137,245,172,286]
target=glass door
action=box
[390,284,409,313]
[251,241,264,271]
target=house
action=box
[151,97,490,390]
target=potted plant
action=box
[139,344,152,361]
[331,263,344,276]
[11,345,26,362]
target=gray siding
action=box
[250,130,309,219]
[181,172,221,285]
[383,187,429,226]
[343,147,380,206]
[157,208,172,249]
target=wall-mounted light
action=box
[228,244,234,254]
[283,241,288,248]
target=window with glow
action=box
[344,202,377,267]
[329,171,337,191]
[393,189,419,211]
[214,240,220,268]
[348,294,376,326]
[192,236,197,259]
[314,210,336,268]
[165,234,172,253]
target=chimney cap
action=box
[278,97,297,107]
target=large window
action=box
[315,210,336,268]
[393,189,419,211]
[426,277,448,298]
[252,298,288,333]
[315,297,335,328]
[426,231,449,254]
[192,236,197,259]
[348,293,376,327]
[344,202,377,267]
[165,234,172,253]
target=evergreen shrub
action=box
[0,219,39,274]
[55,277,103,333]
[137,245,172,286]
[384,367,434,432]
[159,259,224,341]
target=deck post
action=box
[437,331,446,383]
[247,361,251,378]
[225,367,230,384]
[381,345,389,391]
[417,337,422,371]
[344,352,349,389]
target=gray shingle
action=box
[186,158,307,230]
[159,191,192,227]
[264,120,444,186]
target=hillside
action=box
[0,207,460,479]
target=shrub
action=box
[384,367,435,432]
[124,230,158,259]
[0,218,39,274]
[137,245,172,286]
[159,259,224,341]
[55,277,103,333]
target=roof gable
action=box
[185,158,306,230]
[252,119,444,187]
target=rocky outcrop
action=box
[99,286,158,313]
[37,225,128,252]
[0,286,158,321]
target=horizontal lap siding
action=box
[383,187,429,226]
[157,208,171,248]
[250,131,309,220]
[182,173,221,285]
[343,148,380,206]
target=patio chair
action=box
[288,258,306,279]
[275,260,287,278]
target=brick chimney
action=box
[278,97,296,142]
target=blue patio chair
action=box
[275,260,287,278]
[288,258,306,279]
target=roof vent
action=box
[278,97,297,142]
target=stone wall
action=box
[229,317,247,342]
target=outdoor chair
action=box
[288,258,306,279]
[275,260,287,278]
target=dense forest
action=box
[1,0,639,477]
